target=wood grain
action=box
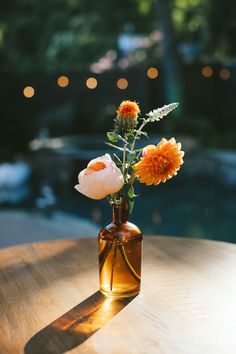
[1,236,236,354]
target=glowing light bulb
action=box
[201,66,213,78]
[117,78,128,90]
[147,67,159,79]
[86,77,98,89]
[57,75,69,87]
[23,86,35,98]
[219,68,230,80]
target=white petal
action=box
[74,184,106,200]
[87,153,112,168]
[75,153,124,200]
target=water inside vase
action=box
[99,236,142,297]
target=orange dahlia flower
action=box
[116,100,140,119]
[132,138,184,186]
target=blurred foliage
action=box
[0,0,235,154]
[0,0,156,74]
[172,0,236,59]
[207,0,236,59]
[0,0,235,74]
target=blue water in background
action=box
[56,146,236,243]
[62,176,236,243]
[2,135,236,244]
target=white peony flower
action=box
[74,154,124,200]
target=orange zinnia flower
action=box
[117,100,140,119]
[132,138,184,186]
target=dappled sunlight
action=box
[0,239,97,303]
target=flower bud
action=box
[115,100,140,131]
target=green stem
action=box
[110,242,118,291]
[118,244,141,282]
[123,133,128,178]
[129,172,137,185]
[130,120,148,151]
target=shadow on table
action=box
[25,290,135,354]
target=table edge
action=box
[1,235,236,254]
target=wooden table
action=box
[1,236,236,354]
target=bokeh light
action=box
[219,68,231,80]
[117,78,128,90]
[201,66,214,78]
[57,75,69,87]
[23,86,35,98]
[86,77,98,89]
[147,67,159,79]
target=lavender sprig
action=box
[146,102,179,122]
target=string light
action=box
[117,78,128,90]
[57,75,69,87]
[23,86,35,98]
[201,66,213,78]
[219,68,230,80]
[23,65,227,96]
[86,77,98,89]
[147,67,159,79]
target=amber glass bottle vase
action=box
[98,202,142,298]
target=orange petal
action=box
[89,161,106,172]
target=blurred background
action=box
[0,0,236,247]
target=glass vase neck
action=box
[112,202,129,224]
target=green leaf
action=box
[107,131,126,143]
[127,185,134,199]
[105,142,125,151]
[105,142,131,153]
[107,132,119,143]
[133,148,143,152]
[113,153,122,167]
[127,132,135,139]
[126,151,136,163]
[128,198,134,214]
[140,131,149,138]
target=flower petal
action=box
[75,153,124,200]
[132,138,184,186]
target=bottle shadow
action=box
[25,291,136,354]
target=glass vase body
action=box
[98,203,142,298]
